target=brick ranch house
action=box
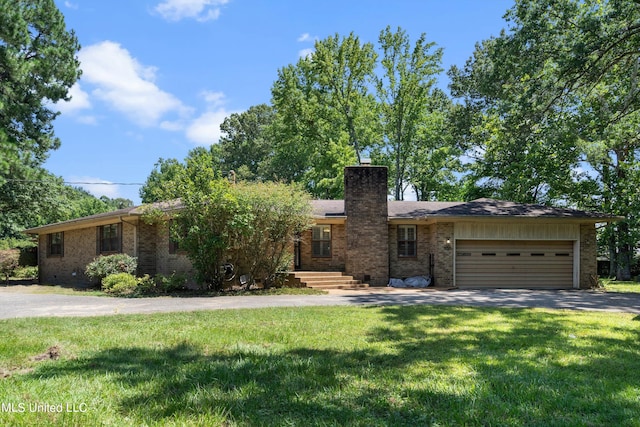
[26,165,616,289]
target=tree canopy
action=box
[0,0,85,240]
[449,0,640,279]
[0,0,81,177]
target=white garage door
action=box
[456,240,574,288]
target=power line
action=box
[3,179,144,186]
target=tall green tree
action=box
[406,90,462,201]
[140,158,184,203]
[1,0,81,237]
[450,0,640,279]
[311,32,379,165]
[0,167,133,238]
[375,26,444,200]
[449,35,581,204]
[217,104,275,181]
[0,0,81,178]
[140,147,225,203]
[270,32,379,197]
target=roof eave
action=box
[388,215,622,224]
[24,211,140,235]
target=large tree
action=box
[450,0,640,279]
[0,0,81,238]
[406,89,462,201]
[0,0,80,177]
[217,104,275,181]
[270,32,379,197]
[375,26,444,200]
[139,158,184,204]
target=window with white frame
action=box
[312,225,331,258]
[398,225,417,257]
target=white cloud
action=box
[68,176,122,199]
[76,115,98,126]
[200,90,226,107]
[54,82,91,114]
[297,33,317,59]
[154,0,229,22]
[298,48,315,59]
[185,90,239,145]
[78,41,190,127]
[64,1,78,9]
[186,110,230,145]
[159,120,184,132]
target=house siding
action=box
[433,222,454,287]
[389,224,433,279]
[38,227,94,285]
[39,220,137,286]
[154,224,196,281]
[579,223,597,288]
[137,221,157,276]
[298,223,346,271]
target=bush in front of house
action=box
[155,272,188,293]
[101,272,139,296]
[0,249,20,285]
[12,265,38,279]
[101,272,188,297]
[85,254,137,283]
[172,174,313,290]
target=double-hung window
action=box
[312,225,331,258]
[99,224,121,253]
[47,232,64,257]
[398,225,417,257]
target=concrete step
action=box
[306,282,370,290]
[289,271,368,290]
[296,276,357,282]
[293,271,345,278]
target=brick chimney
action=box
[344,165,389,286]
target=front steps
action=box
[289,271,369,290]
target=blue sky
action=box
[49,0,513,204]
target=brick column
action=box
[344,166,389,286]
[580,224,597,288]
[434,222,454,287]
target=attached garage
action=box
[455,240,575,289]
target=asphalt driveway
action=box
[1,287,640,319]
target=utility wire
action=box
[3,179,144,186]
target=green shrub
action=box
[155,272,188,293]
[0,238,36,251]
[136,274,156,293]
[101,273,138,296]
[12,266,38,279]
[0,249,20,285]
[85,254,137,282]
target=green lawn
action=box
[1,306,639,426]
[2,283,326,297]
[602,278,640,293]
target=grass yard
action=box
[1,306,639,426]
[602,278,640,293]
[1,283,326,297]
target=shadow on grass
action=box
[28,306,640,426]
[369,305,640,425]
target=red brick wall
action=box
[344,166,389,286]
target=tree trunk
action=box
[616,221,633,281]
